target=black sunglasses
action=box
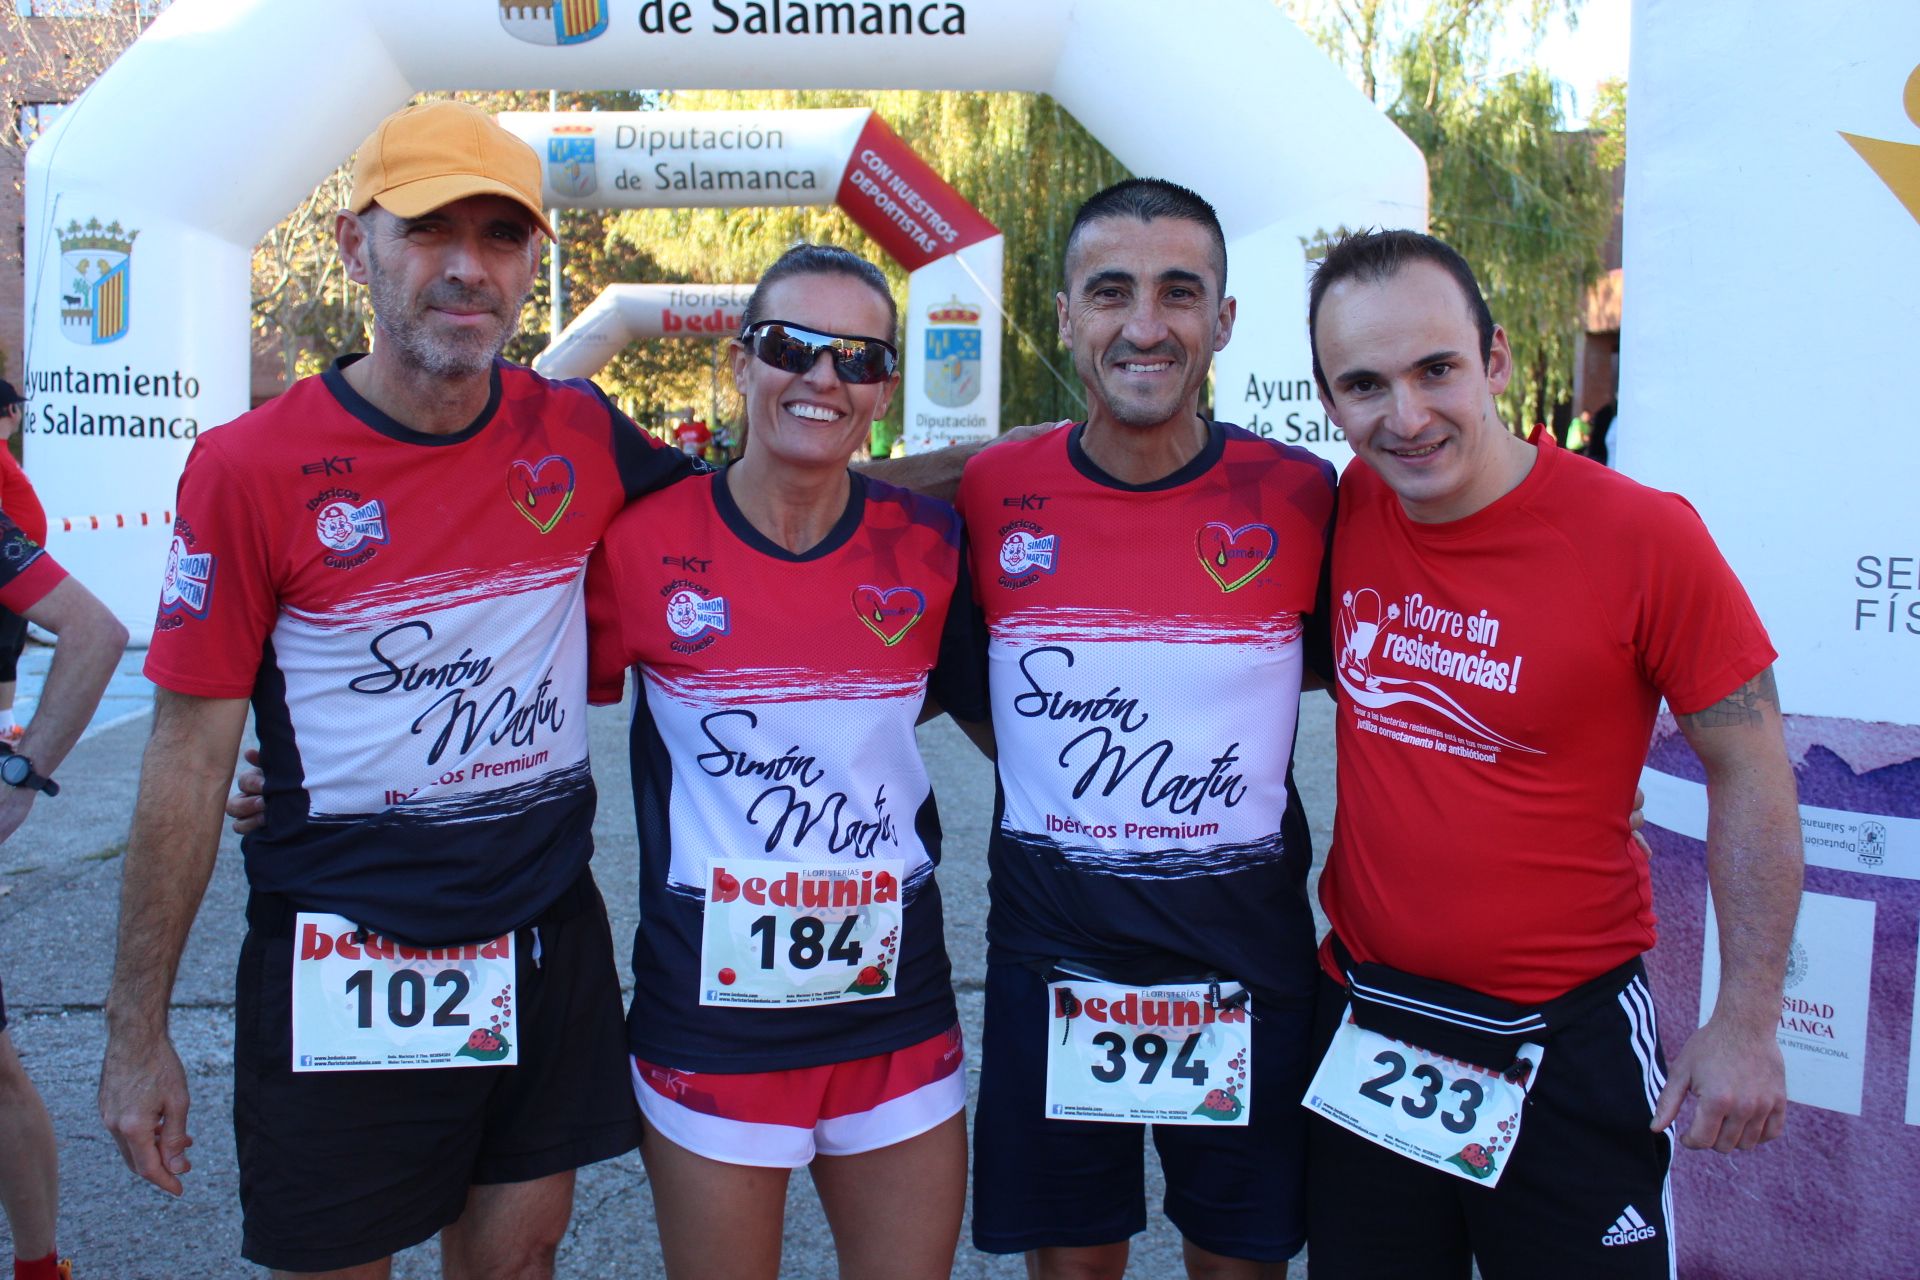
[740,321,898,385]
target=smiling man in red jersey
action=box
[1303,229,1803,1280]
[956,179,1335,1280]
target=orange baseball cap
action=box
[349,100,555,239]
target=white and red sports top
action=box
[587,470,976,1071]
[1322,431,1776,1002]
[956,421,1336,1004]
[144,358,698,944]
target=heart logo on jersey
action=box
[507,455,577,534]
[1196,522,1277,592]
[853,585,927,647]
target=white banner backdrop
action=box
[1625,2,1920,1273]
[22,0,1423,634]
[502,107,867,210]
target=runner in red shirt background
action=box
[0,511,127,1280]
[0,381,51,745]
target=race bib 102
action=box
[1044,979,1253,1125]
[699,859,905,1007]
[1303,1006,1543,1186]
[290,913,517,1072]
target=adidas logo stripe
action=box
[1601,1205,1658,1246]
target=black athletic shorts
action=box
[972,962,1312,1263]
[1306,964,1676,1280]
[0,607,27,683]
[233,870,642,1273]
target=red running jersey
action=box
[144,358,696,944]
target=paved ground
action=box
[0,649,1335,1277]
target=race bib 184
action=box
[1303,1006,1543,1186]
[699,859,905,1007]
[1044,979,1253,1125]
[290,912,517,1072]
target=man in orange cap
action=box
[99,100,703,1279]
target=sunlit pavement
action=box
[13,639,155,742]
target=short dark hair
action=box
[740,242,898,344]
[1307,229,1495,392]
[1064,178,1228,294]
[0,379,21,412]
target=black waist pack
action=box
[1331,935,1638,1075]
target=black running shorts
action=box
[1306,965,1676,1280]
[972,962,1312,1263]
[0,607,26,683]
[233,871,641,1273]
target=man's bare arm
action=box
[99,689,249,1195]
[1654,667,1803,1152]
[858,421,1066,502]
[13,577,127,773]
[860,441,978,503]
[0,577,128,843]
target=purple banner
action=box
[1643,714,1920,1278]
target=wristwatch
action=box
[0,750,58,796]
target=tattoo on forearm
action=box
[1679,668,1779,730]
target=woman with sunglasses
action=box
[584,243,979,1280]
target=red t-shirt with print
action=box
[1321,431,1776,1003]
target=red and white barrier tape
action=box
[52,510,173,533]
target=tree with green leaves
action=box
[251,161,367,385]
[1281,0,1618,431]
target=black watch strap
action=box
[1,750,57,797]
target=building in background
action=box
[2,1,288,409]
[1572,161,1625,427]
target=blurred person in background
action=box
[0,380,50,744]
[0,502,129,1280]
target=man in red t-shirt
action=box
[672,416,711,456]
[0,515,126,1280]
[1301,230,1802,1279]
[0,380,50,744]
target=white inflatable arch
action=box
[21,0,1423,629]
